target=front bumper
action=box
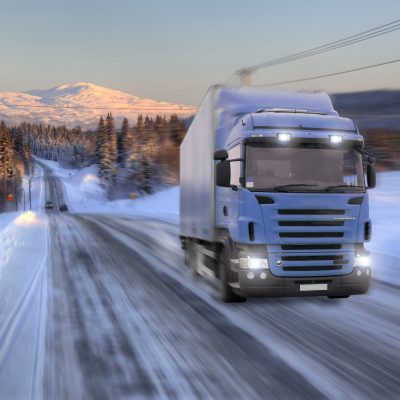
[237,267,370,298]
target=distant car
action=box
[59,204,68,212]
[45,201,54,209]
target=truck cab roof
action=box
[212,86,361,148]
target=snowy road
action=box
[43,210,400,400]
[2,165,400,399]
[45,213,324,399]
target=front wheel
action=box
[218,245,246,303]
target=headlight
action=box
[329,135,343,144]
[355,254,370,267]
[277,132,291,142]
[240,257,269,269]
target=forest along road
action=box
[42,168,400,399]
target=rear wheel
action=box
[328,295,350,299]
[218,245,246,303]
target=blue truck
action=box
[180,86,375,302]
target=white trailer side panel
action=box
[180,88,217,241]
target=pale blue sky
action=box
[0,0,399,105]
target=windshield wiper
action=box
[272,184,321,192]
[324,185,364,192]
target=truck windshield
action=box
[245,144,365,192]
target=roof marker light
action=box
[329,135,343,144]
[277,132,291,142]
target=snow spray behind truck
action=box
[180,86,376,302]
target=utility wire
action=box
[236,18,400,74]
[255,25,400,68]
[254,58,400,87]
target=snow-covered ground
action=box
[367,170,400,258]
[38,158,180,223]
[0,166,47,399]
[366,171,400,285]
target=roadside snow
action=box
[0,164,48,399]
[38,158,179,222]
[0,212,48,400]
[368,171,400,258]
[0,213,19,232]
[367,171,400,284]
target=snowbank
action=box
[0,211,48,399]
[368,171,400,258]
[367,171,400,283]
[0,165,47,400]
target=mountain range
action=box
[0,82,197,128]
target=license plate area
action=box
[299,283,328,292]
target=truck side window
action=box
[228,144,241,186]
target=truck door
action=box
[216,144,241,240]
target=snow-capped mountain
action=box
[0,82,197,128]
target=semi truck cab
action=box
[180,86,375,302]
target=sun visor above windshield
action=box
[251,113,357,132]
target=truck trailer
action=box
[180,85,375,302]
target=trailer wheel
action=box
[218,245,246,303]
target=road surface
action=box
[12,164,400,399]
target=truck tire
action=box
[218,245,246,303]
[187,240,200,277]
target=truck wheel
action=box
[218,246,246,303]
[187,240,200,277]
[327,295,350,299]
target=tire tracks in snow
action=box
[74,214,326,400]
[85,214,400,400]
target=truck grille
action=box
[279,220,344,227]
[278,209,345,215]
[265,205,357,277]
[281,244,342,250]
[276,208,346,242]
[279,232,344,238]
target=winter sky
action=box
[0,0,399,105]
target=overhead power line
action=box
[254,57,400,87]
[234,18,400,84]
[246,18,400,71]
[253,25,400,69]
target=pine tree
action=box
[169,114,186,145]
[105,113,117,172]
[0,121,17,211]
[97,116,112,179]
[120,117,131,167]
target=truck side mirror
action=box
[216,160,231,187]
[214,149,228,161]
[366,164,376,189]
